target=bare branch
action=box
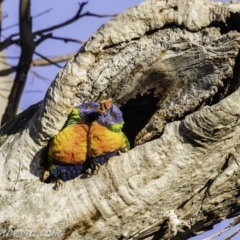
[0,88,16,92]
[203,226,231,240]
[32,52,75,66]
[1,0,35,125]
[0,55,19,59]
[23,90,42,93]
[34,51,62,68]
[34,2,116,35]
[224,227,240,240]
[0,80,13,84]
[0,59,13,67]
[0,66,16,76]
[30,69,52,84]
[231,215,240,227]
[2,23,18,32]
[2,8,53,32]
[0,52,75,76]
[34,33,52,46]
[33,2,88,35]
[35,33,84,46]
[48,36,85,44]
[81,12,117,18]
[32,7,53,19]
[0,0,3,41]
[0,91,7,99]
[0,2,115,53]
[0,35,19,52]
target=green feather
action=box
[107,122,124,132]
[124,133,131,150]
[65,107,82,126]
[108,121,130,150]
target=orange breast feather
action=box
[48,123,89,164]
[88,121,127,157]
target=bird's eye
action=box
[86,105,91,109]
[111,113,116,118]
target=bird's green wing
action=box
[123,133,131,151]
[108,122,130,150]
[65,107,81,126]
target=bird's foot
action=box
[85,163,102,177]
[85,167,93,177]
[53,179,64,191]
[118,150,123,156]
[92,163,101,175]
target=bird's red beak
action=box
[97,108,104,115]
[102,99,112,110]
[98,99,112,114]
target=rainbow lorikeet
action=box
[47,102,100,182]
[88,100,130,172]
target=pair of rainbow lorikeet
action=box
[46,100,130,183]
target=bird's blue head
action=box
[96,100,124,127]
[78,101,100,123]
[66,101,100,126]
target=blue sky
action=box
[3,0,238,239]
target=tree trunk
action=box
[1,0,240,239]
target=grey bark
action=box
[0,0,240,239]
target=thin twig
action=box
[33,2,88,35]
[0,88,16,92]
[81,12,117,18]
[0,55,19,59]
[0,0,3,41]
[24,90,43,93]
[223,226,240,240]
[32,52,75,66]
[203,226,231,240]
[34,2,116,35]
[0,36,19,52]
[0,2,116,52]
[30,69,52,84]
[230,214,240,227]
[48,36,85,44]
[34,33,52,46]
[34,51,62,68]
[0,80,13,84]
[0,66,16,76]
[2,8,53,31]
[32,7,53,19]
[0,59,13,66]
[0,91,7,99]
[0,52,76,76]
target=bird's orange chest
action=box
[48,123,89,164]
[88,121,125,157]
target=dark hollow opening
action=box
[208,12,240,34]
[120,93,159,148]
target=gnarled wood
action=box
[1,0,240,239]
